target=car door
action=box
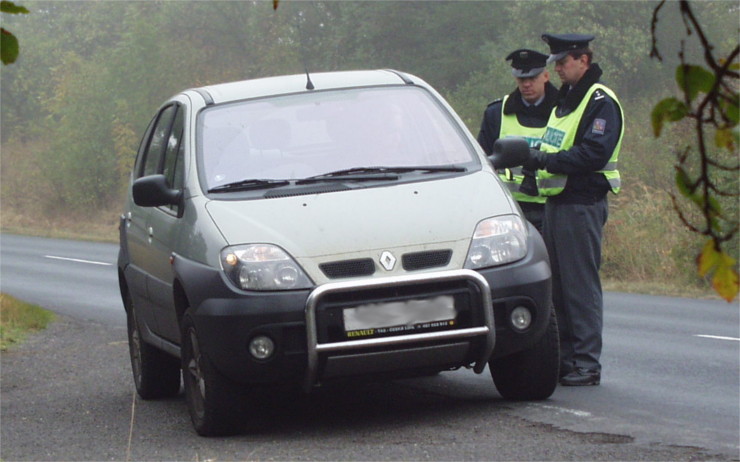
[146,104,187,343]
[125,103,182,339]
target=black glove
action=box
[519,168,539,196]
[523,148,548,171]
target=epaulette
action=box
[486,98,503,108]
[592,89,607,101]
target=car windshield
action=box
[197,86,479,191]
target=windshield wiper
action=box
[376,165,468,174]
[296,165,466,185]
[296,167,399,184]
[208,179,291,193]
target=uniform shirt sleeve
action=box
[544,91,622,175]
[477,102,503,155]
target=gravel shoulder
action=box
[1,315,729,461]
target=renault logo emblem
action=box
[379,251,396,271]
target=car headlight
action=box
[221,244,313,291]
[464,215,528,269]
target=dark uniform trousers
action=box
[519,201,545,235]
[543,196,608,373]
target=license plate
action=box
[343,295,456,338]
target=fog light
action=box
[510,306,532,331]
[249,335,275,360]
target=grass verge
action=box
[1,208,119,243]
[0,293,56,351]
[602,279,719,300]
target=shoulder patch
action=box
[592,118,606,135]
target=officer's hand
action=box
[524,149,548,171]
[519,168,539,196]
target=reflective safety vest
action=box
[538,84,623,196]
[498,95,547,204]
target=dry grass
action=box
[1,206,119,243]
[0,293,56,351]
[602,182,715,294]
[1,138,119,243]
[602,279,720,300]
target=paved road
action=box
[1,233,738,460]
[0,234,123,326]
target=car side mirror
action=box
[488,137,530,169]
[132,174,182,207]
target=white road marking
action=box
[44,255,112,266]
[537,404,592,418]
[694,334,740,342]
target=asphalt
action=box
[1,315,731,462]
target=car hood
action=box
[205,171,515,281]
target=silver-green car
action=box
[118,69,557,436]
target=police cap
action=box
[505,49,548,78]
[541,33,595,63]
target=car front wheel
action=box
[489,307,560,400]
[181,309,244,436]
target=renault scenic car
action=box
[118,69,558,436]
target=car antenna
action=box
[305,66,314,90]
[294,9,315,90]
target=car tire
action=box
[181,310,244,436]
[489,307,559,400]
[124,292,181,400]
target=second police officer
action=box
[477,49,558,232]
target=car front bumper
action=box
[176,234,551,388]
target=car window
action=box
[197,86,479,190]
[162,107,184,188]
[133,116,157,178]
[142,104,178,178]
[162,107,185,213]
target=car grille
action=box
[402,250,452,271]
[320,258,375,279]
[320,250,453,279]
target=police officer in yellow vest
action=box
[524,34,624,386]
[477,49,558,232]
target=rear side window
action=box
[140,104,178,178]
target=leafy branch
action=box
[650,0,739,302]
[1,1,29,65]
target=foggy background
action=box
[1,0,737,292]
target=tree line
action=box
[1,0,737,295]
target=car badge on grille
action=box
[379,251,397,271]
